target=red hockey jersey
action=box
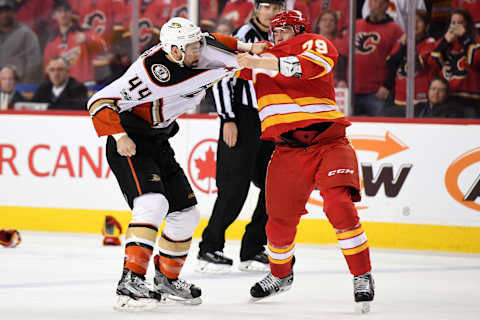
[220,0,255,29]
[237,33,349,141]
[388,36,437,105]
[43,26,106,83]
[430,37,480,99]
[114,0,172,49]
[351,17,403,94]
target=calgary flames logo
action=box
[187,139,218,194]
[355,32,380,55]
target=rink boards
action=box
[1,112,480,252]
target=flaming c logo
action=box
[445,147,480,211]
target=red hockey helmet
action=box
[270,10,311,34]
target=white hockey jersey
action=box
[87,35,240,137]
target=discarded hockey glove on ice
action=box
[0,229,21,248]
[102,215,123,246]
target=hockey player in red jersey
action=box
[237,10,374,312]
[87,17,266,310]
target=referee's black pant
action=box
[199,105,274,261]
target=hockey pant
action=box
[265,138,371,278]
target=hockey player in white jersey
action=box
[87,17,266,310]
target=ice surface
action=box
[1,231,479,320]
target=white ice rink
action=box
[1,231,479,320]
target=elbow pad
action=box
[279,56,302,78]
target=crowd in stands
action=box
[0,0,478,118]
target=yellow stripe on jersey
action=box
[261,110,344,132]
[341,242,369,256]
[337,226,364,241]
[258,94,336,111]
[267,241,295,254]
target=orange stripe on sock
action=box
[125,245,152,275]
[127,156,142,195]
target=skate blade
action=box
[238,261,269,272]
[113,295,164,312]
[163,294,202,305]
[249,285,292,303]
[195,260,232,274]
[355,301,371,314]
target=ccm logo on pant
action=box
[328,169,354,176]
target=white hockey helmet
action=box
[160,17,205,66]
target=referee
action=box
[197,0,285,273]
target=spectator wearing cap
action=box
[0,66,26,110]
[32,56,87,110]
[414,77,463,118]
[43,0,106,83]
[0,0,42,83]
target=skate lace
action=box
[171,278,191,290]
[214,251,227,257]
[258,274,280,291]
[354,274,371,293]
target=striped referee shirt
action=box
[213,20,269,122]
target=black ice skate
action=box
[114,268,163,311]
[239,251,269,272]
[196,250,233,273]
[250,272,293,301]
[153,268,202,305]
[353,271,375,313]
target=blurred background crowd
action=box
[0,0,478,118]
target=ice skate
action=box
[114,269,164,311]
[250,272,293,302]
[196,251,233,273]
[353,271,375,314]
[239,251,269,272]
[153,268,202,305]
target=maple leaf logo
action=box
[188,139,218,194]
[195,147,216,180]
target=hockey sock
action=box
[124,223,158,275]
[322,187,371,276]
[156,233,192,279]
[267,241,295,278]
[336,224,371,276]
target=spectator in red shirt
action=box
[383,10,437,117]
[430,7,480,118]
[43,1,106,83]
[314,9,347,87]
[350,0,404,116]
[309,0,349,36]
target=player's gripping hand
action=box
[251,41,272,55]
[117,135,136,157]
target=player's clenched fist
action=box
[116,135,136,157]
